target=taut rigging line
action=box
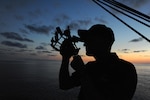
[92,0,150,43]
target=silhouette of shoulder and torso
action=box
[59,24,137,100]
[71,53,137,100]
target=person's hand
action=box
[70,55,84,70]
[60,39,76,58]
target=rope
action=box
[92,0,150,43]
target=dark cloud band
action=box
[25,24,53,35]
[129,37,143,42]
[0,32,34,42]
[1,41,27,48]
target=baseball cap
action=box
[78,24,115,44]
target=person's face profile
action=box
[83,37,108,56]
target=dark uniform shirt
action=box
[71,53,137,100]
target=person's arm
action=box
[59,55,84,90]
[59,56,73,90]
[59,39,78,90]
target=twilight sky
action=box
[0,0,150,63]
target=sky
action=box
[0,0,150,64]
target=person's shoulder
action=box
[112,53,133,67]
[119,59,134,66]
[118,59,136,72]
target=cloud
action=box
[36,50,52,54]
[19,28,29,34]
[51,49,57,51]
[122,49,130,51]
[69,19,92,30]
[16,49,33,52]
[94,17,108,24]
[40,42,50,46]
[78,19,92,26]
[119,49,130,53]
[54,14,70,24]
[1,41,27,48]
[133,50,147,53]
[69,21,80,30]
[0,32,34,42]
[118,48,147,53]
[25,24,54,35]
[47,54,57,56]
[129,37,143,42]
[35,46,46,50]
[106,0,150,15]
[42,51,52,53]
[53,14,92,30]
[117,0,149,8]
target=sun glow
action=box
[55,52,150,64]
[118,52,150,64]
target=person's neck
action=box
[94,52,112,62]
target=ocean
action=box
[0,60,150,100]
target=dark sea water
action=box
[0,60,150,100]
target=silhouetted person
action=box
[59,24,137,100]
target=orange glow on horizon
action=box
[117,53,150,64]
[52,52,150,64]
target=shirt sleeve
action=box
[70,71,81,87]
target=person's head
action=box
[78,24,115,56]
